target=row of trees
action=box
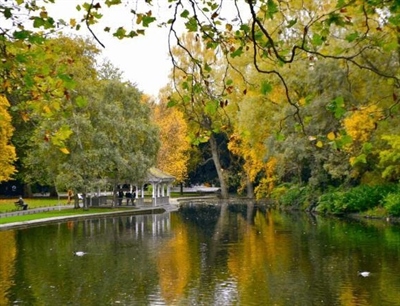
[154,0,400,211]
[0,35,160,204]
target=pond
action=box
[1,201,400,305]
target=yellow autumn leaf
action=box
[225,23,233,31]
[316,140,323,148]
[327,132,336,140]
[69,18,77,27]
[59,147,70,154]
[42,105,51,113]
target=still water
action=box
[1,201,400,306]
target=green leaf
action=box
[13,30,31,40]
[230,46,243,58]
[352,154,367,165]
[113,27,126,39]
[105,0,122,7]
[287,18,297,28]
[142,15,156,27]
[260,81,272,95]
[58,74,76,89]
[185,17,198,32]
[167,99,177,108]
[362,142,373,153]
[239,24,250,33]
[311,34,324,46]
[204,62,212,73]
[205,100,218,115]
[345,32,359,42]
[180,10,190,18]
[182,81,189,90]
[15,54,28,63]
[325,13,346,27]
[33,17,45,28]
[4,8,12,19]
[334,134,353,149]
[275,132,285,141]
[266,0,278,19]
[75,96,88,108]
[327,96,346,119]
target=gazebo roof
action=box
[147,167,175,183]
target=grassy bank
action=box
[0,198,64,213]
[0,208,129,225]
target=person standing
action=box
[118,189,124,206]
[67,189,74,204]
[125,191,132,205]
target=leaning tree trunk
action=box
[209,134,229,199]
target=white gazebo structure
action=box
[135,167,175,206]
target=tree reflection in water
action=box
[1,201,400,305]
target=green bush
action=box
[382,193,400,217]
[316,184,398,214]
[278,185,308,208]
[316,190,345,214]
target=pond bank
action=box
[0,201,180,231]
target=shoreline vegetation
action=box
[2,186,400,229]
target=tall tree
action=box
[23,37,159,205]
[0,95,16,182]
[153,89,190,185]
[169,33,236,198]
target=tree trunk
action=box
[23,184,33,198]
[74,193,80,209]
[245,175,254,199]
[49,186,58,197]
[209,134,229,199]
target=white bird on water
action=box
[74,251,87,257]
[358,271,371,277]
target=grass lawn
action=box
[0,208,130,225]
[0,192,208,226]
[0,198,66,213]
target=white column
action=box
[152,183,156,198]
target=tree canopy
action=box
[3,0,400,207]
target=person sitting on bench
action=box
[15,196,28,210]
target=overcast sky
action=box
[46,0,173,97]
[43,0,248,97]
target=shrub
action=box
[316,184,398,214]
[382,193,400,217]
[316,190,345,214]
[276,185,309,208]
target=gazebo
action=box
[134,167,175,206]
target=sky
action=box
[42,0,248,97]
[46,0,173,97]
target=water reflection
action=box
[0,202,400,305]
